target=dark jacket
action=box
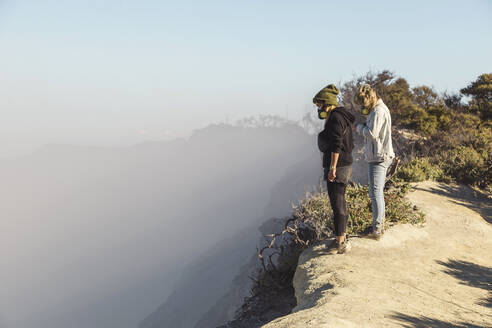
[317,107,355,168]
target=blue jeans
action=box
[368,159,392,230]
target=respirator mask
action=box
[317,106,328,120]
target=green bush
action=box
[437,145,487,187]
[395,158,445,182]
[293,183,424,239]
[424,125,492,190]
[395,138,491,191]
[470,127,492,158]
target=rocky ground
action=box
[262,181,492,328]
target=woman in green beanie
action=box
[314,84,355,254]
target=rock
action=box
[261,181,492,328]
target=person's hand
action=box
[355,123,364,134]
[328,167,336,182]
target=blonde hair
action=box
[355,84,378,110]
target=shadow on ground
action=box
[413,183,492,224]
[437,259,492,308]
[390,312,486,328]
[393,259,492,327]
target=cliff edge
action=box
[262,181,492,328]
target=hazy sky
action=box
[1,0,491,157]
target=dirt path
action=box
[262,181,492,328]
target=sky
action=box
[0,0,491,157]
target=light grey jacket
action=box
[356,99,395,163]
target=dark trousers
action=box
[327,181,348,237]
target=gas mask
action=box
[356,84,378,116]
[318,106,328,120]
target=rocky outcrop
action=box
[262,181,492,328]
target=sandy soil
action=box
[262,181,492,328]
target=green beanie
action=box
[313,84,339,106]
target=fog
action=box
[3,2,487,327]
[0,121,321,328]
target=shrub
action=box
[293,183,425,238]
[437,145,487,187]
[395,158,445,182]
[470,127,492,158]
[426,125,492,190]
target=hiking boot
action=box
[337,239,351,254]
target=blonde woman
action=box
[355,84,395,239]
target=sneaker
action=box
[327,239,339,255]
[370,228,384,240]
[337,239,351,254]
